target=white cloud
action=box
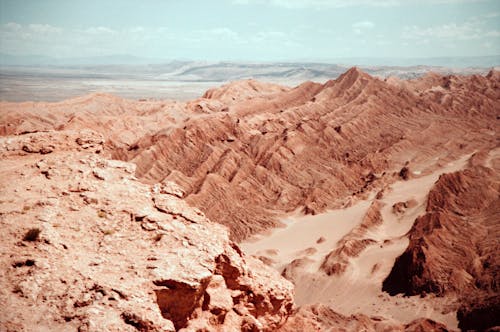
[253,30,287,41]
[205,28,238,39]
[232,0,487,8]
[0,22,290,58]
[84,26,116,35]
[0,23,143,56]
[482,12,500,18]
[376,39,392,46]
[403,22,486,40]
[1,23,64,47]
[28,24,62,34]
[130,26,145,34]
[352,21,375,34]
[4,22,21,31]
[400,18,500,55]
[485,30,500,37]
[352,21,375,29]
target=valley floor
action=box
[242,152,488,329]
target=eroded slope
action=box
[117,68,500,241]
[2,69,498,242]
[1,68,499,331]
[383,152,500,331]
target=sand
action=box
[241,153,473,328]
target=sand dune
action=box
[242,153,474,329]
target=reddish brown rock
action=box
[2,69,499,243]
[383,163,500,330]
[1,68,499,331]
[0,131,294,331]
[279,304,451,332]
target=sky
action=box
[0,0,499,62]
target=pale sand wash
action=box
[241,153,473,329]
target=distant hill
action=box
[1,58,497,102]
[1,52,499,69]
[1,58,497,83]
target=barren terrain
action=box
[0,67,498,331]
[1,62,494,102]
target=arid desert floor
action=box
[1,67,499,331]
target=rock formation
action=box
[383,153,500,330]
[279,304,451,332]
[2,69,499,243]
[0,131,293,331]
[1,68,499,331]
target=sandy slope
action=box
[241,199,373,272]
[241,153,474,329]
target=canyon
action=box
[0,67,498,331]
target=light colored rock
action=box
[153,194,208,224]
[205,275,233,314]
[0,132,294,331]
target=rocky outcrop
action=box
[202,79,289,105]
[120,69,498,241]
[1,69,499,331]
[278,304,451,332]
[1,129,104,156]
[0,131,293,331]
[382,162,500,330]
[1,70,498,242]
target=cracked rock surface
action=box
[0,130,293,331]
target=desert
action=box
[1,66,499,331]
[1,0,500,330]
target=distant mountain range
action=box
[1,58,498,85]
[1,52,499,68]
[1,53,499,102]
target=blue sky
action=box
[0,0,499,61]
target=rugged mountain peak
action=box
[344,66,367,76]
[321,66,375,93]
[202,79,289,104]
[1,69,499,331]
[337,66,371,82]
